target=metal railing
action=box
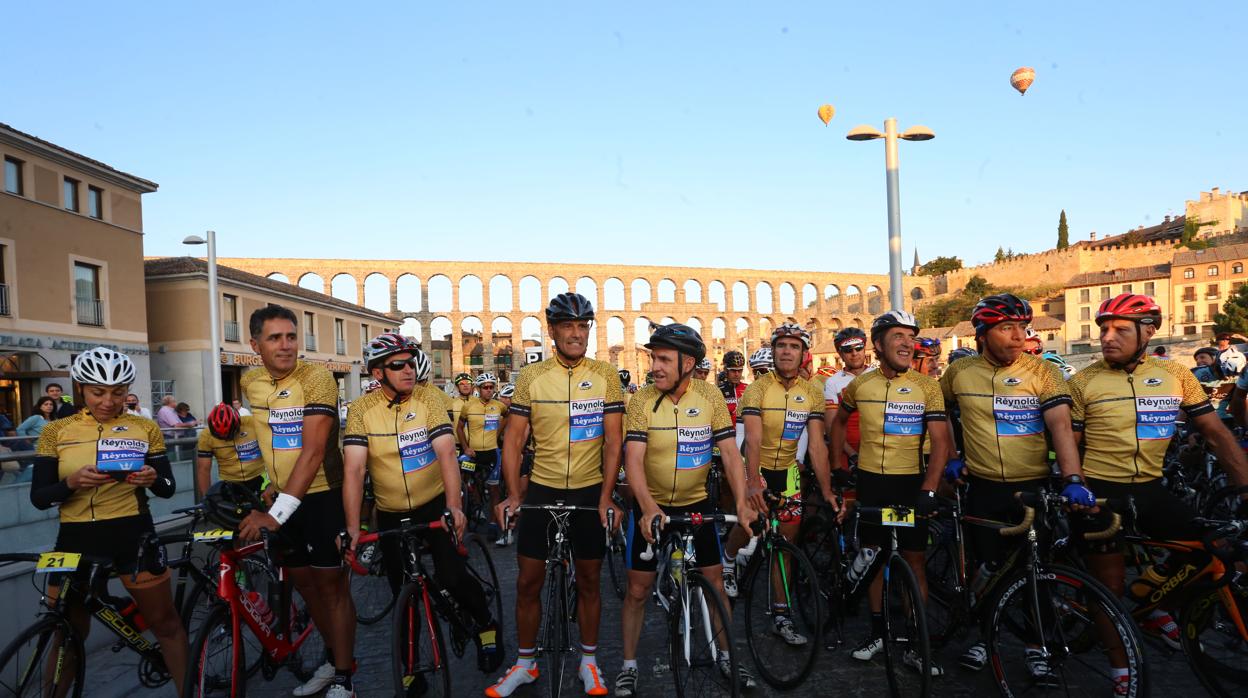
[75,296,103,326]
[335,338,346,355]
[0,283,9,316]
[224,320,240,342]
[305,334,317,352]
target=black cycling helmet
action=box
[545,292,595,324]
[972,293,1033,337]
[645,323,706,362]
[202,480,264,530]
[618,369,631,387]
[833,327,868,349]
[722,350,745,370]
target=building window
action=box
[1207,284,1220,299]
[1184,268,1195,279]
[1209,304,1219,319]
[74,262,103,326]
[63,177,80,212]
[1079,307,1090,321]
[1099,286,1110,301]
[1080,325,1090,340]
[151,380,176,410]
[1184,306,1196,323]
[304,311,316,351]
[87,186,103,219]
[1079,289,1090,303]
[0,244,9,316]
[335,319,346,355]
[1207,265,1219,277]
[223,294,240,342]
[3,157,22,195]
[1144,282,1155,296]
[1183,286,1196,302]
[1234,263,1244,275]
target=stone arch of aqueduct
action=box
[219,258,930,377]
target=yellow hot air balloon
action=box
[1010,67,1035,96]
[817,104,835,125]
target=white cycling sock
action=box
[621,659,638,671]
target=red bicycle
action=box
[184,530,325,697]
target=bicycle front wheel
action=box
[0,615,84,698]
[465,535,504,634]
[881,554,931,698]
[741,537,821,689]
[605,528,627,601]
[1180,585,1248,698]
[185,603,247,697]
[543,561,571,698]
[392,581,451,697]
[670,572,739,698]
[353,537,398,625]
[987,564,1147,698]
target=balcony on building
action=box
[75,296,103,326]
[224,320,241,343]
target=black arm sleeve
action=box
[146,453,176,499]
[30,456,72,510]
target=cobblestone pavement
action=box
[84,534,1211,697]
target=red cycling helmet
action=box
[208,403,241,440]
[1095,293,1162,327]
[971,294,1033,336]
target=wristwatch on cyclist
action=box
[1062,474,1086,486]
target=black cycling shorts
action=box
[53,513,168,587]
[626,499,722,573]
[276,489,346,568]
[516,482,605,561]
[963,475,1047,567]
[1072,478,1198,553]
[762,465,803,521]
[854,471,928,552]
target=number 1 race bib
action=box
[992,395,1042,437]
[269,407,304,451]
[676,425,712,470]
[1136,396,1181,440]
[96,437,148,473]
[569,399,604,443]
[883,401,924,436]
[398,427,436,473]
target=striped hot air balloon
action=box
[1010,67,1035,96]
[817,104,835,125]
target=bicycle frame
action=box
[1117,534,1248,643]
[214,542,315,665]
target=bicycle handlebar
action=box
[339,512,456,576]
[640,512,741,562]
[503,504,617,553]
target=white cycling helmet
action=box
[870,310,920,341]
[475,372,498,387]
[1220,347,1246,377]
[413,348,432,383]
[71,347,136,386]
[499,383,515,398]
[696,357,712,371]
[748,347,774,369]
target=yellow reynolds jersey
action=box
[738,372,825,471]
[840,370,946,476]
[241,361,344,495]
[511,357,625,490]
[940,353,1071,482]
[432,389,456,422]
[343,387,455,512]
[1069,358,1212,483]
[196,414,266,483]
[625,381,736,507]
[460,398,507,452]
[36,412,167,523]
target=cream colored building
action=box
[1170,243,1248,339]
[1063,265,1170,353]
[145,257,394,416]
[1187,188,1248,238]
[0,123,157,421]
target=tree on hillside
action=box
[916,256,963,276]
[1214,284,1248,335]
[965,274,992,296]
[994,246,1005,263]
[1057,210,1069,249]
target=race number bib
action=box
[96,437,148,473]
[676,425,712,470]
[36,552,82,573]
[269,407,304,451]
[398,427,436,474]
[569,398,604,443]
[1136,396,1181,440]
[781,409,808,442]
[992,395,1042,437]
[883,401,924,436]
[881,507,915,527]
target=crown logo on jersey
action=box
[1143,378,1163,386]
[896,387,912,394]
[686,407,701,416]
[578,380,593,390]
[276,389,291,398]
[111,426,129,432]
[1002,377,1022,386]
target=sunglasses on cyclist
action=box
[837,339,865,353]
[382,358,417,372]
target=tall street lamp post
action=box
[183,231,222,408]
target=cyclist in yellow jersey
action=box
[451,372,474,449]
[459,372,509,542]
[237,306,356,698]
[490,293,623,697]
[725,323,836,642]
[341,333,501,680]
[830,311,951,674]
[613,324,757,696]
[693,356,712,381]
[939,294,1090,678]
[195,403,266,498]
[1070,294,1248,667]
[31,348,187,693]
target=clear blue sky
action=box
[8,2,1245,272]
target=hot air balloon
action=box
[1010,67,1035,96]
[817,104,835,125]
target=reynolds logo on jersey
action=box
[269,407,304,451]
[569,398,605,442]
[676,425,713,470]
[1136,395,1181,440]
[96,437,149,472]
[992,395,1042,437]
[781,409,808,441]
[398,427,436,473]
[883,401,924,436]
[236,438,262,463]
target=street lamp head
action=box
[900,125,935,141]
[846,125,885,141]
[182,235,207,245]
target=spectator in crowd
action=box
[231,398,251,417]
[44,383,78,419]
[125,393,153,418]
[175,402,200,437]
[156,396,181,432]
